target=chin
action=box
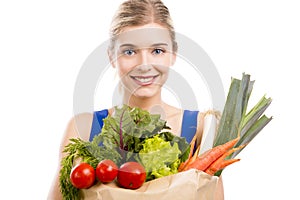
[132,88,159,99]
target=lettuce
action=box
[137,135,182,181]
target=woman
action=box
[48,0,224,199]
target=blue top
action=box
[89,109,199,143]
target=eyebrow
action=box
[119,43,169,48]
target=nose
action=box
[137,49,152,72]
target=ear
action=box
[171,51,177,66]
[107,49,116,68]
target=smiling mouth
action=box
[130,75,159,85]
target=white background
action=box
[1,0,299,199]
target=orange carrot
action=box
[183,143,201,169]
[178,146,209,172]
[204,145,245,175]
[205,158,240,175]
[181,136,240,172]
[178,134,198,171]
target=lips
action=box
[130,75,159,86]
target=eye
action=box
[123,49,135,56]
[152,48,165,55]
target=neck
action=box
[122,92,164,112]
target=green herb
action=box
[59,137,122,200]
[59,138,98,200]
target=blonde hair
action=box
[109,0,177,52]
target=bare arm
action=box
[48,113,93,200]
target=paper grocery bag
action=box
[80,169,219,200]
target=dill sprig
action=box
[59,135,122,200]
[59,138,99,200]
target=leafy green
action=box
[159,131,190,162]
[99,105,170,161]
[136,135,182,181]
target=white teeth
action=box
[134,77,153,83]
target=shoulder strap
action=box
[180,110,199,143]
[89,109,109,142]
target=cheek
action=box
[160,69,169,83]
[116,58,134,77]
[156,53,175,68]
[154,61,171,76]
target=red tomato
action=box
[70,162,95,189]
[96,159,118,183]
[117,162,146,189]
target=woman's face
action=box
[110,23,176,99]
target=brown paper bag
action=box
[80,169,219,200]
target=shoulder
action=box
[71,113,94,135]
[60,108,111,150]
[57,112,93,159]
[64,113,94,141]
